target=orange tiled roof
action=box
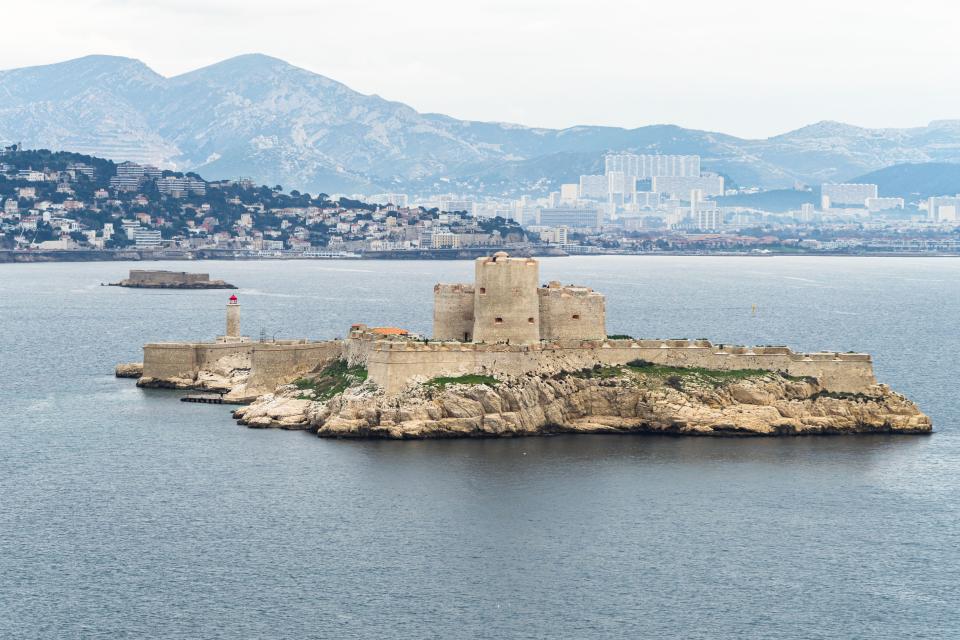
[370,327,409,335]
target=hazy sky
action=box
[5,0,959,138]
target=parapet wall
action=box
[363,338,877,395]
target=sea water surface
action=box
[1,256,958,639]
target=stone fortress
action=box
[433,252,606,344]
[110,270,236,289]
[130,251,878,401]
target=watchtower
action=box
[472,251,540,344]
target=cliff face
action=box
[233,367,931,438]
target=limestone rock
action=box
[115,362,143,378]
[234,365,931,439]
[233,391,313,429]
[258,369,930,439]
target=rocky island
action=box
[234,363,929,437]
[109,269,236,289]
[121,252,931,438]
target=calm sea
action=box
[1,257,958,639]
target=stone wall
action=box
[433,283,475,341]
[363,338,877,395]
[243,341,343,397]
[538,283,606,341]
[141,339,342,397]
[472,253,541,344]
[128,270,210,285]
[141,342,254,386]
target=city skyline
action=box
[3,0,959,138]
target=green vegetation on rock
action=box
[562,360,798,388]
[294,360,367,400]
[425,374,500,389]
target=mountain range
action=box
[2,54,960,197]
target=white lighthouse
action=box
[226,294,241,338]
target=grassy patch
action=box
[627,359,771,382]
[561,359,814,389]
[811,389,876,402]
[568,364,627,380]
[294,360,368,400]
[425,374,499,389]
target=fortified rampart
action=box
[362,337,877,395]
[140,339,343,399]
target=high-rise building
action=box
[559,183,579,203]
[865,197,904,212]
[604,153,701,178]
[439,197,474,214]
[368,193,409,208]
[538,207,602,230]
[652,175,724,199]
[632,191,661,209]
[606,171,637,196]
[578,175,608,199]
[821,183,878,209]
[928,196,960,221]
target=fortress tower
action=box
[472,252,541,344]
[433,252,606,344]
[226,294,241,338]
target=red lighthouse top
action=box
[228,294,238,303]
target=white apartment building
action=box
[559,184,579,203]
[157,176,207,197]
[821,183,878,208]
[604,153,701,178]
[652,175,724,199]
[538,207,602,231]
[865,197,905,212]
[928,196,960,222]
[579,175,608,199]
[607,171,637,196]
[134,229,162,248]
[368,193,409,208]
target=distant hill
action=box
[850,163,960,201]
[4,55,960,195]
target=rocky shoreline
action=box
[232,364,932,438]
